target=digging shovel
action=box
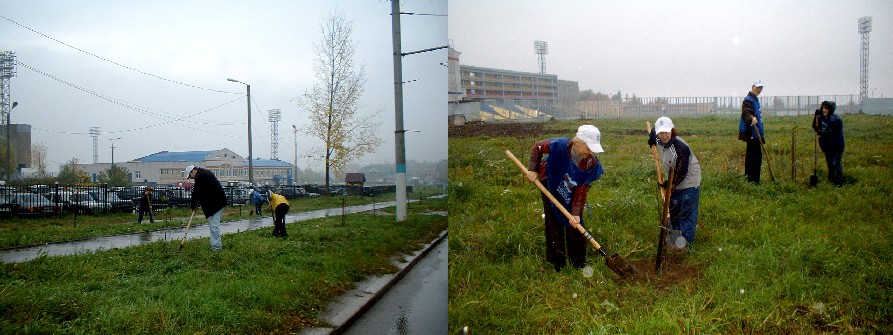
[179,209,196,251]
[505,150,636,278]
[655,168,676,274]
[810,116,819,187]
[755,128,776,182]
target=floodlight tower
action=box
[858,16,872,102]
[534,40,548,74]
[89,127,101,164]
[0,51,15,127]
[268,109,281,160]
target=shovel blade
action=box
[604,254,637,278]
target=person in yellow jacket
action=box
[268,191,289,237]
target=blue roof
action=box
[250,159,292,167]
[137,151,214,162]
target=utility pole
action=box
[292,124,298,185]
[391,0,447,222]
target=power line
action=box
[0,15,238,94]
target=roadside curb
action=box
[299,229,448,335]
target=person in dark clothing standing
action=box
[812,101,846,186]
[526,125,605,272]
[184,165,227,251]
[268,191,289,237]
[739,80,765,184]
[137,187,154,224]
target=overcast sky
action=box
[449,0,892,98]
[0,0,447,174]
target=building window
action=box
[135,171,141,179]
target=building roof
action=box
[134,149,292,168]
[135,151,215,162]
[345,173,366,183]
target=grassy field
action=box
[448,114,892,334]
[0,192,418,249]
[0,196,446,334]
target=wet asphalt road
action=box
[1,201,404,263]
[342,237,448,335]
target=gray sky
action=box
[0,0,447,174]
[449,0,892,98]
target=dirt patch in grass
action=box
[449,122,546,138]
[619,253,702,290]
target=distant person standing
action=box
[137,187,154,224]
[812,101,846,186]
[739,80,765,184]
[268,191,289,238]
[185,165,227,251]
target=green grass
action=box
[0,192,424,249]
[448,114,893,334]
[0,197,446,334]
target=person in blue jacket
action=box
[812,101,846,186]
[526,125,604,272]
[739,80,765,184]
[250,188,264,216]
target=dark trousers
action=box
[824,150,845,186]
[138,206,154,223]
[254,202,263,215]
[744,138,763,184]
[273,204,289,237]
[542,193,585,272]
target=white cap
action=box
[575,125,604,153]
[655,116,675,133]
[184,165,196,179]
[753,79,764,87]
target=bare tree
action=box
[298,10,382,195]
[30,142,49,178]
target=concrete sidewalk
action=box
[299,230,448,335]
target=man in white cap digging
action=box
[739,79,765,184]
[184,164,227,251]
[525,125,605,272]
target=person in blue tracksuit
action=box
[739,80,765,184]
[812,101,846,186]
[526,125,604,272]
[648,117,702,251]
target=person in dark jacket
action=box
[137,187,154,224]
[812,101,846,186]
[184,165,227,251]
[739,80,765,184]
[648,117,702,251]
[526,125,605,272]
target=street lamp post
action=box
[108,137,122,167]
[292,125,297,185]
[7,101,18,182]
[227,78,254,186]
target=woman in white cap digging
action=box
[647,117,702,251]
[184,164,227,251]
[525,125,605,272]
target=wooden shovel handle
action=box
[505,150,603,250]
[646,121,666,201]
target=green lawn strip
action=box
[448,115,893,333]
[0,198,446,334]
[0,192,445,249]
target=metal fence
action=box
[449,95,863,122]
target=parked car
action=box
[0,198,20,217]
[47,192,90,214]
[90,191,136,213]
[4,193,60,216]
[162,189,191,208]
[62,192,105,214]
[225,188,250,206]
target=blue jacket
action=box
[544,138,603,228]
[739,92,764,141]
[813,101,845,153]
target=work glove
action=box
[657,180,669,189]
[647,135,656,147]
